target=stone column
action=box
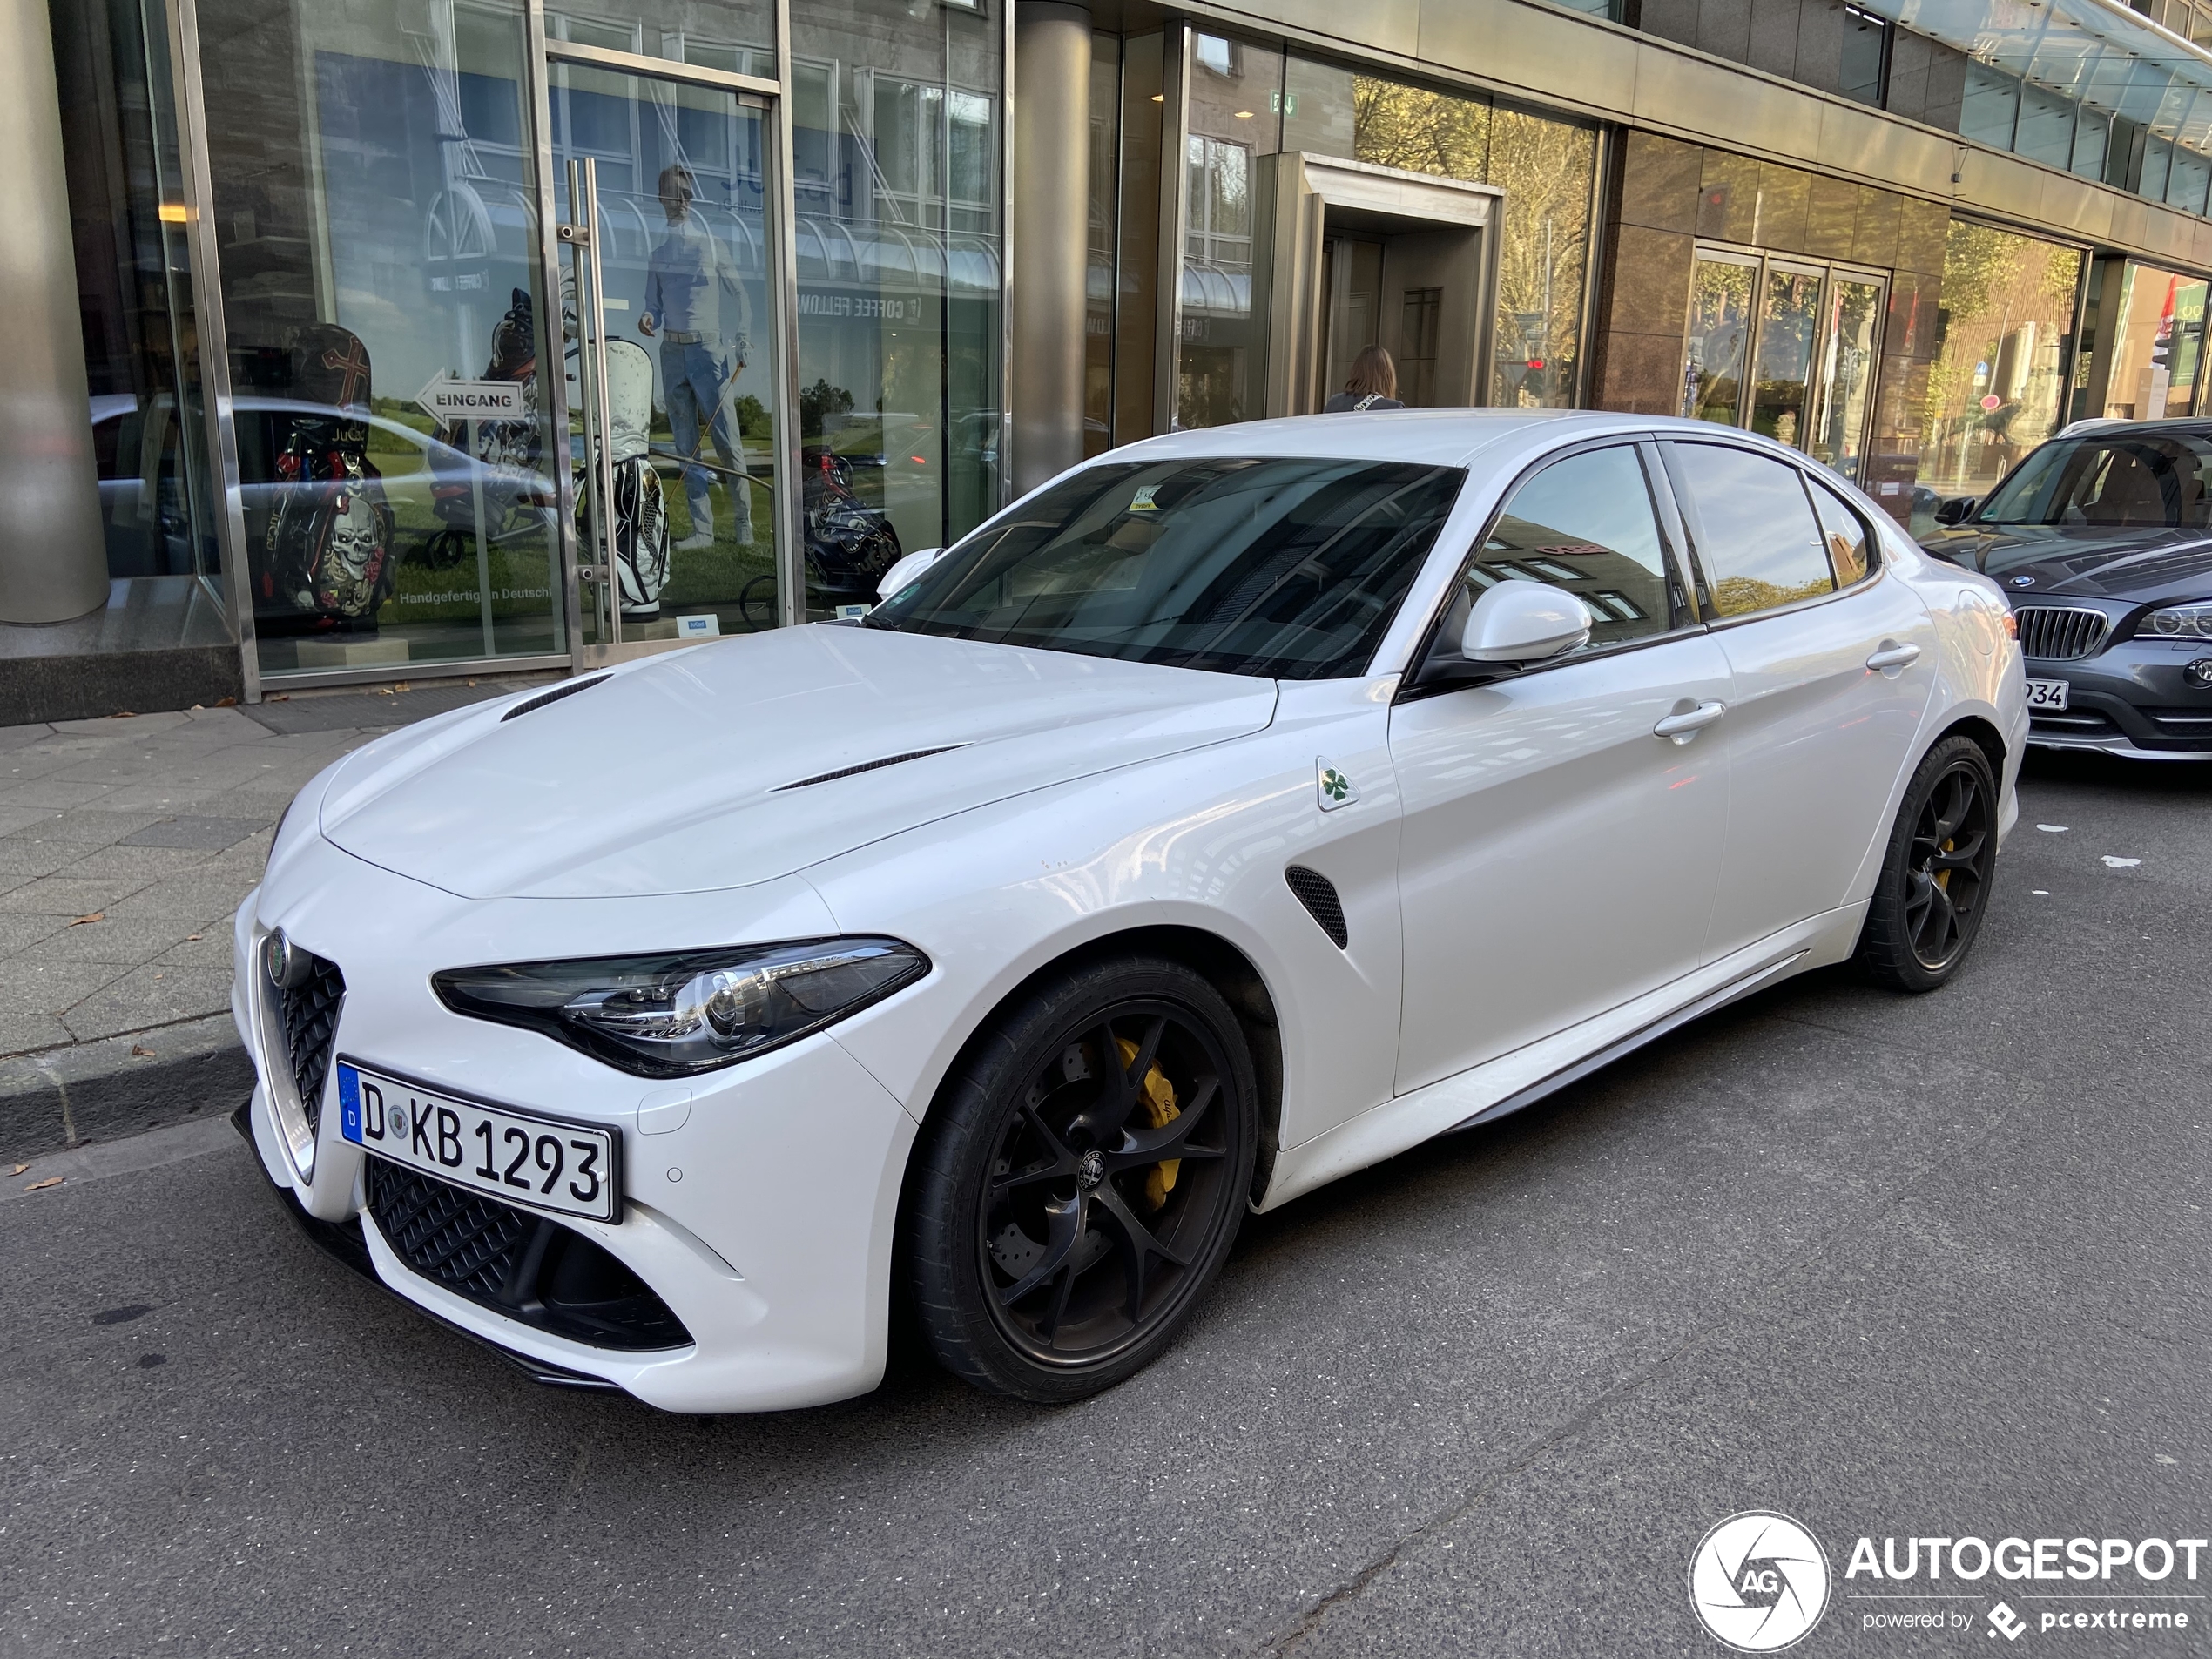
[0,0,109,623]
[1010,2,1090,496]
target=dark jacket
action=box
[1323,392,1405,412]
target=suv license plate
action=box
[336,1060,619,1223]
[2025,678,2069,711]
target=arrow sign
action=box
[415,370,524,422]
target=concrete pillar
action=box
[1010,2,1090,496]
[0,0,109,623]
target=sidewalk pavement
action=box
[0,677,550,1167]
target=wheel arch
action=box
[1930,711,2007,779]
[899,922,1287,1211]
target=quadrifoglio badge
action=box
[1691,1515,2209,1647]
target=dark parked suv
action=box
[1921,421,2212,759]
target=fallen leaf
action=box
[131,1044,155,1057]
[393,681,411,692]
[24,1177,62,1191]
[185,934,203,941]
[189,704,204,712]
[111,711,136,718]
[268,694,291,703]
[215,696,238,708]
[69,912,105,927]
[9,1163,27,1176]
[375,687,395,696]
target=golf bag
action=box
[800,447,902,607]
[260,323,398,630]
[599,337,669,619]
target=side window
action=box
[1809,480,1875,587]
[1450,445,1682,657]
[1671,442,1836,617]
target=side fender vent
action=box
[1285,866,1348,949]
[502,674,610,722]
[772,744,967,791]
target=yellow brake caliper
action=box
[1936,837,1954,890]
[1116,1036,1180,1209]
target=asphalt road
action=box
[5,752,2209,1658]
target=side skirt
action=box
[1255,902,1864,1211]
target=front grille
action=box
[368,1157,535,1302]
[1285,865,1349,948]
[278,951,345,1130]
[2013,606,2109,661]
[366,1159,691,1352]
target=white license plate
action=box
[336,1060,620,1223]
[2025,678,2070,711]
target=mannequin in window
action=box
[1324,346,1405,413]
[640,164,753,551]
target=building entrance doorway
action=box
[1264,154,1501,417]
[1318,220,1483,408]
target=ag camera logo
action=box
[1689,1512,1831,1651]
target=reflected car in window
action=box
[1921,420,2212,758]
[233,412,2024,1413]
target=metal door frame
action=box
[1682,240,1889,482]
[530,19,802,665]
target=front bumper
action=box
[233,840,921,1414]
[2021,637,2212,759]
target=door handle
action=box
[1652,700,1727,743]
[1865,641,1922,673]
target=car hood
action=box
[1921,522,2212,604]
[318,625,1278,900]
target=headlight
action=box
[431,938,927,1078]
[2141,601,2212,639]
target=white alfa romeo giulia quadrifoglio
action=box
[235,411,2026,1411]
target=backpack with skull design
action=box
[262,323,398,626]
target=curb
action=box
[0,1015,253,1163]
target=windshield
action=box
[1977,432,2212,529]
[866,456,1465,679]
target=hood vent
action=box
[1285,866,1349,949]
[772,744,968,792]
[502,674,610,722]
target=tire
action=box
[903,956,1259,1402]
[1855,734,2000,993]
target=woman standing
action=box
[1323,346,1405,412]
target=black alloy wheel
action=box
[1856,734,2000,992]
[903,957,1258,1401]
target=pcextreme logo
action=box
[1689,1512,1832,1652]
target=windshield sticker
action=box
[1129,484,1162,512]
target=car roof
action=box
[1102,408,1807,470]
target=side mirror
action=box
[1460,581,1592,664]
[1933,496,1979,526]
[875,546,941,601]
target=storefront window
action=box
[790,0,1004,602]
[1922,220,2083,501]
[57,0,230,648]
[199,0,567,678]
[2094,262,2209,424]
[1085,33,1120,458]
[1175,35,1285,430]
[1487,108,1595,408]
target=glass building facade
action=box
[16,0,2212,718]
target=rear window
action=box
[867,456,1466,679]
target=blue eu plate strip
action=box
[337,1062,362,1144]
